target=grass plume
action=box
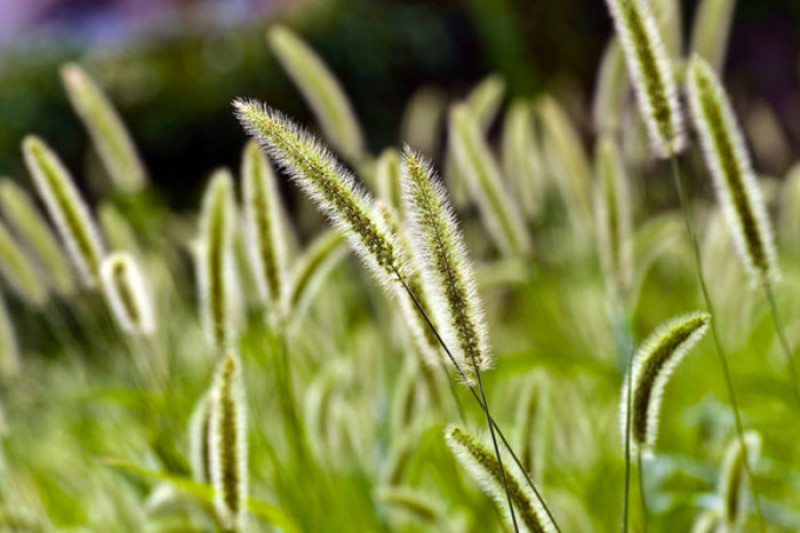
[100,251,156,337]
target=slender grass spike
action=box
[622,311,710,453]
[208,351,248,532]
[0,219,48,307]
[23,136,106,287]
[604,0,686,157]
[719,431,761,528]
[445,425,557,533]
[60,63,148,193]
[686,55,779,285]
[100,252,156,337]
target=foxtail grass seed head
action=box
[208,351,248,532]
[686,56,779,285]
[402,148,491,382]
[0,293,20,379]
[197,169,240,351]
[449,105,532,257]
[691,507,721,533]
[445,425,557,533]
[0,220,48,307]
[0,179,76,296]
[235,100,404,292]
[604,0,685,158]
[594,135,633,297]
[23,136,106,287]
[100,252,156,337]
[622,311,710,454]
[593,39,629,136]
[60,63,147,193]
[268,25,365,164]
[241,140,289,308]
[719,431,760,528]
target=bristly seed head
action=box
[100,251,156,337]
[604,0,685,158]
[234,99,404,293]
[401,147,492,383]
[686,55,779,285]
[445,425,557,533]
[208,351,248,532]
[622,311,710,454]
[22,136,106,287]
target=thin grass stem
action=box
[762,281,800,405]
[616,305,634,533]
[394,269,561,532]
[637,450,647,532]
[669,155,765,532]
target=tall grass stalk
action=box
[669,156,764,532]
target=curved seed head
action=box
[686,55,779,285]
[0,179,75,296]
[282,229,346,321]
[501,99,542,221]
[401,148,491,382]
[593,39,629,136]
[400,86,447,157]
[208,351,248,531]
[622,311,710,453]
[234,100,403,293]
[100,252,156,336]
[465,75,506,131]
[268,25,365,164]
[241,140,289,308]
[60,63,147,193]
[445,425,557,533]
[197,169,240,351]
[23,136,106,287]
[375,148,404,213]
[604,0,686,158]
[188,393,211,484]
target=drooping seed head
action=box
[686,55,779,285]
[0,220,48,307]
[594,135,633,297]
[22,136,105,287]
[622,311,710,453]
[100,251,156,337]
[234,100,403,292]
[0,179,76,296]
[208,351,248,532]
[268,25,365,164]
[604,0,686,158]
[241,140,290,308]
[197,169,240,350]
[60,63,148,193]
[401,148,491,382]
[445,425,557,533]
[449,104,532,257]
[718,431,760,528]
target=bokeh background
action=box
[3,0,800,209]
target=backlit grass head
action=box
[718,430,760,528]
[0,219,48,308]
[22,136,106,287]
[604,0,685,158]
[402,147,491,382]
[100,252,156,337]
[445,425,556,533]
[686,55,779,285]
[235,100,404,293]
[60,63,148,193]
[208,351,248,532]
[622,311,710,454]
[197,169,240,351]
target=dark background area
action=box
[1,0,800,209]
